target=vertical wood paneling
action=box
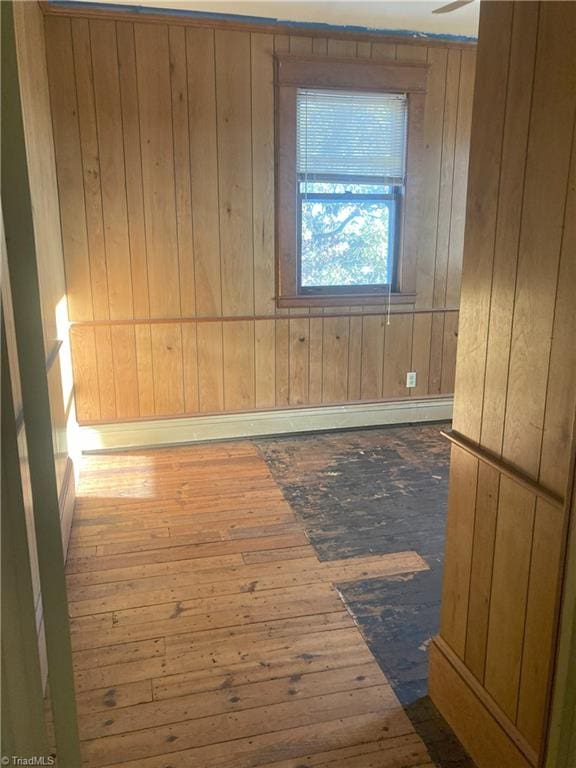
[275,319,290,406]
[401,90,425,293]
[517,499,564,752]
[169,26,196,317]
[275,82,298,301]
[254,319,275,409]
[440,444,478,658]
[186,27,221,317]
[445,48,476,306]
[90,19,134,320]
[322,317,350,403]
[273,34,289,56]
[396,64,428,218]
[45,16,94,321]
[134,23,180,319]
[215,30,254,316]
[464,462,499,682]
[251,34,275,315]
[150,324,184,415]
[311,38,328,57]
[223,321,255,410]
[348,315,363,401]
[410,313,432,397]
[479,3,539,455]
[360,315,385,399]
[371,42,396,61]
[289,35,312,55]
[134,325,154,414]
[181,324,199,413]
[70,18,109,321]
[70,326,100,421]
[414,47,447,309]
[395,44,427,64]
[289,317,310,405]
[308,316,323,404]
[484,479,535,722]
[382,314,413,398]
[451,2,514,442]
[327,38,356,57]
[197,322,224,412]
[428,48,461,394]
[428,313,444,395]
[94,326,116,420]
[110,326,139,419]
[440,313,458,394]
[539,131,576,496]
[502,2,576,478]
[433,48,461,311]
[116,21,150,320]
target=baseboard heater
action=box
[79,397,454,452]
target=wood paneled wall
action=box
[43,10,476,424]
[431,3,576,767]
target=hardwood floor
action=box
[66,441,437,767]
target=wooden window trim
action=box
[276,54,429,92]
[275,55,428,308]
[276,292,417,309]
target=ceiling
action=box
[67,0,480,38]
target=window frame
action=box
[275,54,428,308]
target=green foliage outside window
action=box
[299,181,395,288]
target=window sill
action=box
[276,292,416,308]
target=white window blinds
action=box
[297,88,407,183]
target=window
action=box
[275,54,427,307]
[297,89,407,295]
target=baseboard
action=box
[79,397,454,452]
[429,636,537,768]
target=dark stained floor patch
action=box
[256,424,450,567]
[256,423,475,768]
[336,568,444,705]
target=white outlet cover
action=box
[406,372,417,388]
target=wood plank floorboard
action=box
[64,437,460,767]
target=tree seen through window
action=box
[299,181,398,290]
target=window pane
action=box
[300,194,394,288]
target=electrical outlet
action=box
[406,371,417,388]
